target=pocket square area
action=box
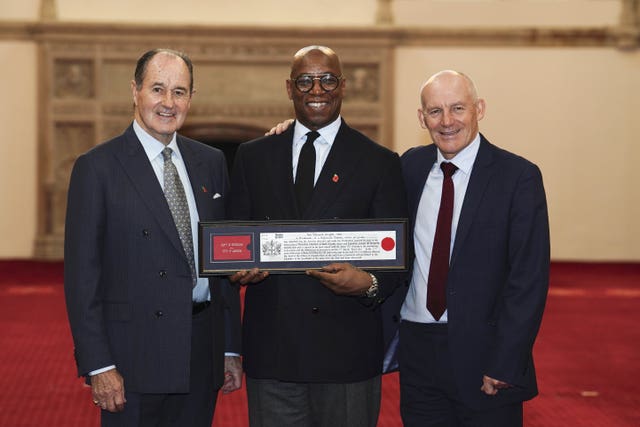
[213,193,222,199]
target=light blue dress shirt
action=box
[401,133,481,323]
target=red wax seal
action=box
[381,237,395,251]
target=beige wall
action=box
[0,41,38,258]
[1,0,638,260]
[394,47,640,261]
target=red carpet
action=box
[0,261,638,426]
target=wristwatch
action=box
[365,273,379,298]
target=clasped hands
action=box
[230,263,373,296]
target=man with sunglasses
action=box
[227,46,407,427]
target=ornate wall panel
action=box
[32,23,395,258]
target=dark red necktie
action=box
[427,162,458,320]
[295,131,320,213]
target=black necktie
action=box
[426,162,458,320]
[295,131,320,213]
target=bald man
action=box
[227,46,408,427]
[383,70,550,426]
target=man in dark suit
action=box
[384,70,550,426]
[227,46,407,427]
[64,48,242,427]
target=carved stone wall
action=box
[33,24,395,258]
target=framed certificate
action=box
[199,219,408,275]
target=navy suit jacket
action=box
[64,124,240,393]
[228,120,408,383]
[383,134,550,409]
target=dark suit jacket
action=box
[228,120,408,383]
[64,124,240,394]
[384,134,550,409]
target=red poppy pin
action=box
[332,174,339,183]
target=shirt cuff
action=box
[88,365,116,376]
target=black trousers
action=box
[246,375,381,427]
[101,305,217,427]
[399,321,522,427]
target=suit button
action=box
[159,270,167,278]
[264,216,271,220]
[311,307,320,314]
[142,229,150,237]
[155,311,163,317]
[392,315,399,323]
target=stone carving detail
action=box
[50,123,95,234]
[621,0,640,28]
[618,0,640,48]
[36,30,390,259]
[54,60,94,99]
[344,66,379,102]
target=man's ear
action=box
[476,99,486,121]
[286,79,293,100]
[130,80,138,105]
[417,109,428,129]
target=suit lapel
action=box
[268,129,299,218]
[178,136,208,218]
[115,126,186,260]
[450,136,495,267]
[406,147,437,225]
[304,122,358,219]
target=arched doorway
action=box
[180,123,267,172]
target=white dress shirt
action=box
[400,133,481,323]
[291,116,341,184]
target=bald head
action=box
[420,70,478,108]
[417,70,485,159]
[290,45,342,78]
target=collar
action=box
[133,119,181,162]
[435,132,481,175]
[292,115,342,146]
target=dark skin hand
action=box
[229,268,269,285]
[230,263,371,296]
[91,369,126,412]
[306,263,372,296]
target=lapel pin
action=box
[201,185,208,193]
[332,174,339,183]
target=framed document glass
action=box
[199,219,407,275]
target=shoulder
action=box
[178,134,224,161]
[74,131,128,166]
[400,144,436,168]
[480,136,541,175]
[234,132,290,160]
[339,122,398,160]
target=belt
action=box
[192,300,211,315]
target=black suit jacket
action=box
[64,125,240,393]
[228,120,408,383]
[384,134,550,409]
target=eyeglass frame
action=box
[290,73,344,93]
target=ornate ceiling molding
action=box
[0,21,635,48]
